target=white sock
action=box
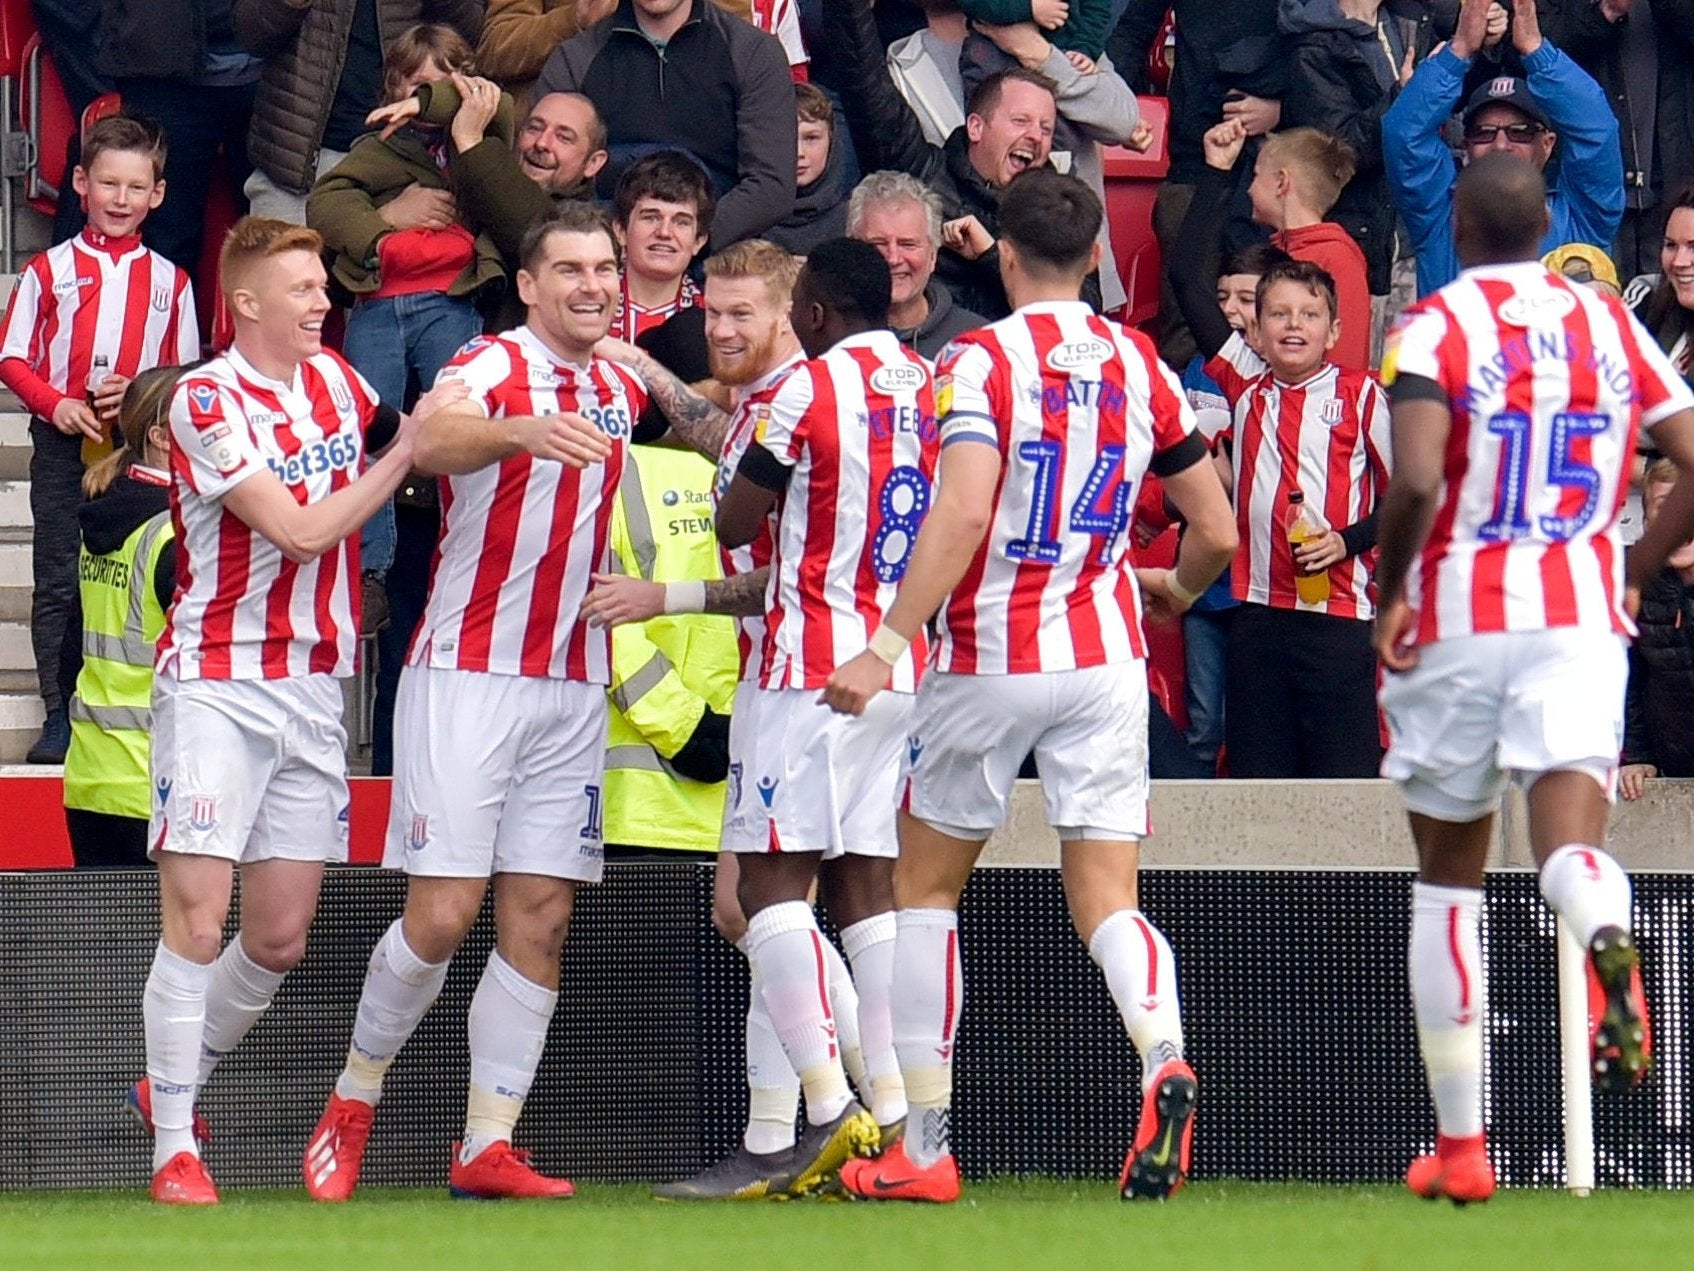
[819,936,868,1099]
[337,919,452,1105]
[1088,909,1186,1091]
[840,913,907,1127]
[143,941,213,1170]
[1539,843,1633,947]
[196,936,287,1088]
[890,908,962,1168]
[1409,882,1485,1139]
[460,951,557,1163]
[737,934,801,1155]
[745,901,850,1125]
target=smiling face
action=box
[967,80,1055,187]
[1217,272,1260,333]
[1662,206,1694,313]
[239,249,333,369]
[73,148,164,239]
[1463,104,1556,171]
[517,94,608,195]
[1257,278,1338,382]
[705,274,791,387]
[517,228,621,361]
[616,196,706,285]
[855,199,936,312]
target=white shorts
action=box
[721,680,768,853]
[727,686,911,859]
[384,666,608,881]
[1380,628,1626,822]
[904,663,1151,841]
[148,675,350,865]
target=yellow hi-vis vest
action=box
[603,444,739,852]
[64,511,174,819]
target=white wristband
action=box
[1165,570,1203,607]
[663,581,706,614]
[867,625,911,666]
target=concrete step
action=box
[0,480,29,531]
[0,539,28,623]
[0,692,43,764]
[0,621,34,672]
[0,411,29,481]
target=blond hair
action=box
[1260,128,1357,217]
[1646,457,1680,488]
[705,239,800,305]
[82,364,193,498]
[219,217,324,301]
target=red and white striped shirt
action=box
[1206,334,1392,619]
[1383,261,1694,644]
[410,327,650,683]
[936,301,1199,674]
[159,347,376,681]
[716,351,803,683]
[751,329,937,691]
[610,272,702,345]
[749,0,809,74]
[0,230,197,417]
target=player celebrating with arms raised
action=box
[138,217,463,1205]
[824,169,1237,1203]
[1374,153,1694,1205]
[712,238,938,1193]
[304,202,659,1203]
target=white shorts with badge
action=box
[148,675,351,864]
[904,662,1151,841]
[721,680,769,853]
[384,666,608,881]
[727,686,911,859]
[1380,628,1626,822]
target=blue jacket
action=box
[1383,41,1623,296]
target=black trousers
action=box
[370,495,440,777]
[30,419,83,713]
[1224,602,1382,779]
[65,807,151,868]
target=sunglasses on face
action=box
[1464,122,1545,145]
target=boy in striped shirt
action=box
[0,115,198,762]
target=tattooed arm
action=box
[597,336,732,462]
[582,566,771,626]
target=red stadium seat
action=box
[81,92,120,141]
[19,34,73,216]
[1132,474,1188,732]
[201,160,243,350]
[1146,10,1175,96]
[0,0,37,269]
[1101,96,1170,333]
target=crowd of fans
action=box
[8,0,1694,860]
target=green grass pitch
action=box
[5,1180,1693,1270]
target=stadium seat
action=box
[1132,473,1188,732]
[0,0,38,270]
[201,161,242,350]
[19,35,74,216]
[1101,96,1170,333]
[1146,9,1175,96]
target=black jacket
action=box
[1277,0,1402,295]
[823,0,1100,319]
[1108,0,1286,184]
[1624,564,1694,776]
[894,282,984,362]
[535,0,796,246]
[80,473,175,613]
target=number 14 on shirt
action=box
[1007,440,1130,565]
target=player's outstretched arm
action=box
[1138,450,1237,624]
[596,336,733,461]
[1372,393,1452,671]
[821,439,1000,716]
[582,566,771,627]
[414,405,612,475]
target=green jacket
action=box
[306,105,512,303]
[414,79,598,272]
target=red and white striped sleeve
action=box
[935,337,1004,450]
[170,376,263,499]
[750,363,815,466]
[1380,303,1450,395]
[1202,331,1266,408]
[171,269,201,363]
[434,336,511,418]
[1617,304,1694,431]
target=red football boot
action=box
[449,1141,576,1200]
[1588,926,1652,1094]
[840,1139,961,1203]
[1406,1135,1496,1205]
[304,1093,377,1202]
[126,1079,212,1146]
[1121,1059,1197,1200]
[151,1151,219,1205]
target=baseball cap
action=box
[1462,76,1551,131]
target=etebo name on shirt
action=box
[267,434,359,486]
